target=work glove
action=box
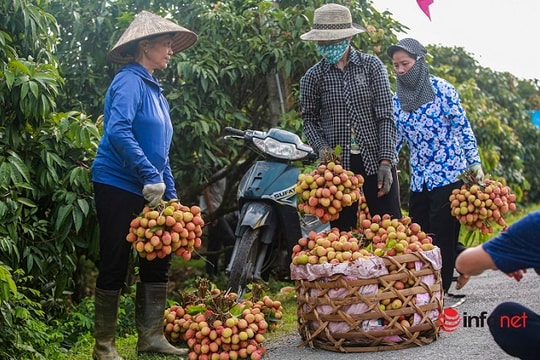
[377,162,393,196]
[468,163,485,183]
[318,146,334,164]
[142,182,166,207]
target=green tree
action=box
[49,0,405,207]
[0,0,101,299]
[0,1,101,357]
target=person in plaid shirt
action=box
[299,3,402,231]
[388,38,484,294]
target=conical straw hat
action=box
[107,10,197,64]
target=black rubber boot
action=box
[135,282,188,356]
[92,288,123,360]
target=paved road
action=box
[266,269,539,359]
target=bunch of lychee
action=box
[125,199,204,261]
[291,214,436,265]
[355,193,370,228]
[449,179,516,234]
[359,214,435,257]
[291,228,371,265]
[295,161,364,223]
[164,291,283,360]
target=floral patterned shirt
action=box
[394,76,481,192]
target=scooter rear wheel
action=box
[227,228,259,299]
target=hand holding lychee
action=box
[296,161,364,224]
[449,178,516,234]
[126,199,204,261]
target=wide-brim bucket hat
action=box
[300,3,366,41]
[107,10,198,64]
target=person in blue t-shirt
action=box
[90,11,197,359]
[456,210,540,360]
[387,38,484,295]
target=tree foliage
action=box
[0,0,539,356]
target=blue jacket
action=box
[92,63,177,200]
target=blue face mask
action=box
[316,39,350,64]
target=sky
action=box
[370,0,540,80]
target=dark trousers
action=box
[409,182,461,292]
[94,182,171,290]
[331,154,402,231]
[488,302,540,360]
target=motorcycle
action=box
[224,126,328,299]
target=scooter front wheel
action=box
[227,228,260,300]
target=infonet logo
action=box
[438,307,461,332]
[438,307,528,332]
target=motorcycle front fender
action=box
[237,202,276,245]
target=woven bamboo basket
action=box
[295,252,443,352]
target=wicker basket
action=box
[295,251,443,352]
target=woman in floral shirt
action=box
[388,38,484,295]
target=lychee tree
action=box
[0,0,102,299]
[0,0,101,357]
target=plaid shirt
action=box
[300,47,397,175]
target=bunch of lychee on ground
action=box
[163,279,283,360]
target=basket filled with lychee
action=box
[295,159,364,224]
[449,170,517,234]
[125,199,204,261]
[290,215,443,353]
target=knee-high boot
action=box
[135,282,188,356]
[92,288,123,360]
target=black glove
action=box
[377,163,393,195]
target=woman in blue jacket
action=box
[91,11,197,359]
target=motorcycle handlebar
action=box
[224,127,246,136]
